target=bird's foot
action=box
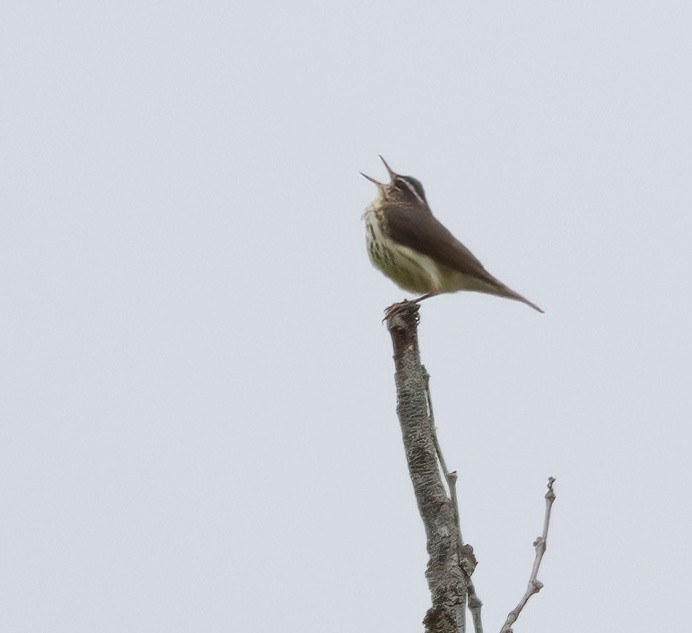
[382,299,420,323]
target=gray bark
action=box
[386,303,466,633]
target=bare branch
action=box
[386,303,466,633]
[384,303,554,633]
[499,477,557,633]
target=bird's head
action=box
[361,156,427,207]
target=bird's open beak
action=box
[360,172,386,189]
[361,155,397,190]
[378,155,397,182]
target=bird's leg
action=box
[411,292,435,304]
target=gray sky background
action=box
[2,2,691,631]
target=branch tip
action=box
[499,479,557,633]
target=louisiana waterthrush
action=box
[362,156,543,313]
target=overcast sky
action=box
[2,1,691,631]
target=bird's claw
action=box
[382,300,419,323]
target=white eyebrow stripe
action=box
[397,177,426,205]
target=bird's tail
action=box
[493,282,544,314]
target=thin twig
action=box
[499,477,557,633]
[422,367,484,633]
[467,582,483,633]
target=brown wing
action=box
[384,203,544,313]
[384,203,496,282]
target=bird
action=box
[362,156,543,313]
